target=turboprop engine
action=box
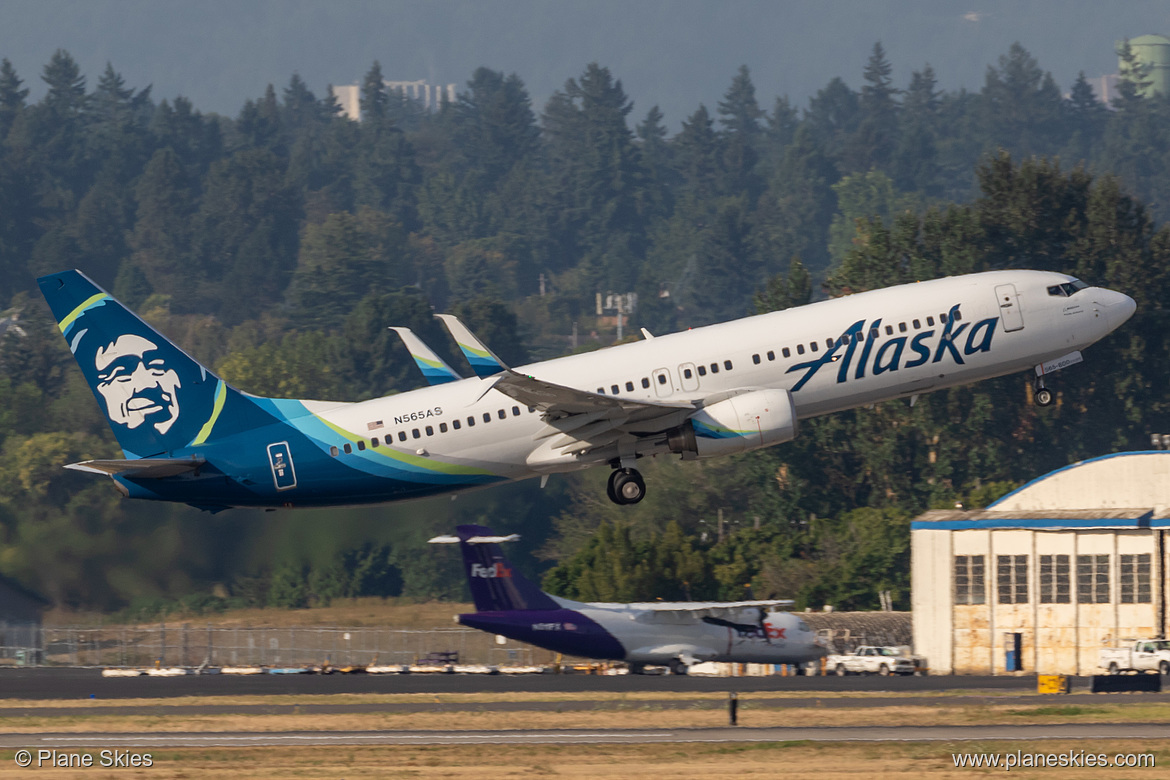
[667,388,798,459]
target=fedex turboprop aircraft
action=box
[431,524,826,674]
[39,268,1134,511]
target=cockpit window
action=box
[1047,279,1089,297]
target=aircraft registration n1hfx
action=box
[431,524,826,673]
[38,269,1135,511]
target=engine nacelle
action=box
[667,388,798,459]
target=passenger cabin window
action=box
[497,409,506,420]
[710,363,719,373]
[724,360,732,370]
[954,310,962,321]
[657,373,667,384]
[767,350,775,361]
[357,440,366,451]
[797,344,805,355]
[439,423,448,433]
[425,425,434,436]
[343,443,352,454]
[467,416,475,427]
[782,347,791,358]
[885,325,893,335]
[483,412,491,423]
[398,431,407,442]
[597,387,605,394]
[698,365,707,375]
[330,446,339,457]
[899,322,907,333]
[810,341,819,352]
[926,316,935,326]
[641,377,650,388]
[611,384,619,394]
[453,419,461,430]
[625,381,634,392]
[683,368,693,379]
[512,406,521,416]
[752,354,760,365]
[939,313,948,323]
[412,429,421,439]
[912,319,921,329]
[870,327,879,339]
[371,437,379,447]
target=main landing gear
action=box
[607,468,646,505]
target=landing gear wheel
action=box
[878,663,891,677]
[1161,661,1170,676]
[1109,662,1120,676]
[835,663,847,677]
[607,468,646,505]
[1035,386,1053,407]
[667,658,688,676]
[629,663,646,675]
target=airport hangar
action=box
[912,450,1170,676]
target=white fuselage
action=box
[306,271,1133,487]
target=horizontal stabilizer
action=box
[435,314,508,378]
[65,457,206,479]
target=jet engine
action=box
[667,388,798,459]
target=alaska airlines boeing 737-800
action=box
[38,269,1134,511]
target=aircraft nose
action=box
[1095,288,1137,330]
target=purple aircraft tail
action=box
[455,524,559,612]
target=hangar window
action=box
[1039,554,1070,604]
[1120,554,1152,604]
[996,555,1028,604]
[953,555,985,605]
[1076,555,1110,603]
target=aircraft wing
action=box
[389,327,463,385]
[65,457,206,479]
[629,600,795,613]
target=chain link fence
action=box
[3,624,552,668]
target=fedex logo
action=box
[470,562,512,579]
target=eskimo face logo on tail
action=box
[94,334,182,434]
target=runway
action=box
[0,666,1040,700]
[3,723,1169,747]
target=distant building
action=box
[913,451,1170,676]
[331,80,456,122]
[0,573,50,665]
[1125,34,1170,98]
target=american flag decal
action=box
[367,421,383,431]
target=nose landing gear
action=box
[607,468,646,505]
[1034,378,1054,407]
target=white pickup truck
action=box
[1099,640,1170,675]
[826,645,926,676]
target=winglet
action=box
[389,327,463,385]
[435,314,508,378]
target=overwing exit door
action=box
[267,442,297,491]
[994,284,1024,332]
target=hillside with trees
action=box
[1,43,1168,615]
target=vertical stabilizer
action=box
[38,270,256,458]
[436,524,559,611]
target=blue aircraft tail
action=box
[38,270,256,459]
[454,524,559,612]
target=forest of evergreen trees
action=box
[2,42,1170,616]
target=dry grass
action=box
[4,699,1170,734]
[45,598,474,630]
[0,740,1166,779]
